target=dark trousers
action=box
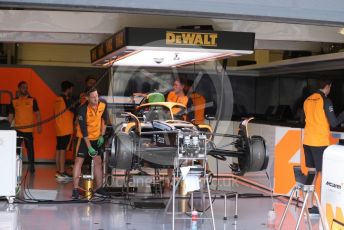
[17,131,35,171]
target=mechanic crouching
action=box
[72,87,108,199]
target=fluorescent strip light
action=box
[112,50,233,67]
[339,28,344,35]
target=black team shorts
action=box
[56,135,72,151]
[74,137,101,158]
[303,145,327,172]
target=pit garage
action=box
[0,1,344,230]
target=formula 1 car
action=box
[107,101,268,175]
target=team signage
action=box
[90,27,255,65]
[322,145,344,229]
[166,31,218,47]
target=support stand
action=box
[278,168,329,230]
[164,132,216,230]
[211,190,238,220]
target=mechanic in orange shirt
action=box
[72,87,108,199]
[184,79,206,125]
[76,76,98,149]
[54,81,75,181]
[165,79,197,187]
[79,76,97,105]
[303,79,344,215]
[167,78,194,121]
[184,79,213,177]
[8,81,42,173]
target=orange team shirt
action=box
[303,92,330,146]
[54,95,74,137]
[190,92,206,125]
[9,96,39,133]
[76,100,108,140]
[167,91,188,116]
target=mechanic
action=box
[79,76,97,105]
[8,81,42,173]
[303,78,344,215]
[165,79,196,187]
[72,87,108,199]
[184,79,206,125]
[167,78,194,121]
[54,81,75,181]
[184,79,214,177]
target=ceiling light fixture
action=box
[91,27,255,67]
[339,28,344,35]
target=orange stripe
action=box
[0,68,57,161]
[274,130,302,194]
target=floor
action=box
[0,165,324,230]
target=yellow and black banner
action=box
[91,27,255,64]
[166,31,218,47]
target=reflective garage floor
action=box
[0,165,323,230]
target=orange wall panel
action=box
[274,129,302,195]
[0,67,60,161]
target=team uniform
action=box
[189,92,206,125]
[54,94,74,151]
[303,90,344,171]
[167,91,194,121]
[74,99,108,158]
[9,95,40,172]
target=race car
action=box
[108,101,212,169]
[107,100,268,175]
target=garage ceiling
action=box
[0,9,343,52]
[229,51,344,76]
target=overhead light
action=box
[112,50,240,67]
[339,28,344,35]
[91,27,255,67]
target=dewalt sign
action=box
[166,31,218,47]
[91,27,255,65]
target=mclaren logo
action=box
[326,181,342,190]
[166,31,218,47]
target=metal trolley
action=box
[165,130,216,230]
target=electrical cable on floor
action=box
[13,151,292,207]
[22,168,36,201]
[11,171,298,206]
[14,166,115,204]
